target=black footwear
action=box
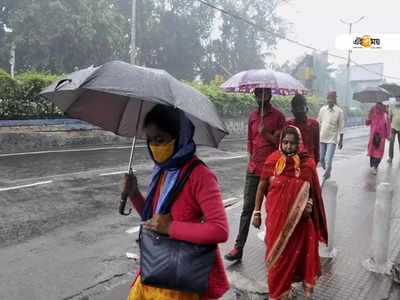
[224,248,243,261]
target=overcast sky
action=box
[273,0,400,83]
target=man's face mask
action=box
[149,139,175,163]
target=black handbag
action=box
[373,131,381,148]
[140,159,217,293]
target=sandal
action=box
[288,287,297,299]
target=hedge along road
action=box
[0,127,369,300]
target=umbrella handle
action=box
[119,101,143,216]
[119,192,132,216]
[119,144,136,216]
[261,89,265,118]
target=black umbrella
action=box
[41,61,229,215]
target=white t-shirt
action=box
[318,105,345,144]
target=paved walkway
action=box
[219,147,400,299]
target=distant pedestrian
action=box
[366,102,391,174]
[252,126,328,300]
[388,97,400,163]
[121,104,229,299]
[225,88,285,261]
[286,94,320,163]
[317,91,345,184]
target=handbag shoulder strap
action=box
[162,159,204,214]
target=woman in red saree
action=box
[252,126,328,299]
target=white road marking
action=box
[0,180,53,192]
[225,202,242,211]
[99,170,136,176]
[126,252,139,260]
[125,226,140,234]
[223,197,238,204]
[0,145,146,158]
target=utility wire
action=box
[197,0,400,82]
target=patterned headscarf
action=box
[141,109,196,221]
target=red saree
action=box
[261,150,328,299]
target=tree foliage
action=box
[0,69,62,119]
[0,0,288,81]
[0,0,129,73]
[201,0,288,83]
[0,67,368,121]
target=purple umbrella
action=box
[220,69,308,95]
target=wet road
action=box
[0,127,370,300]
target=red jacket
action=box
[129,156,230,299]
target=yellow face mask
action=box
[149,139,175,163]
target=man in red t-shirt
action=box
[286,94,320,163]
[225,88,285,261]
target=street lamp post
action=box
[10,42,16,78]
[340,16,365,107]
[130,0,137,64]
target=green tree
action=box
[110,0,216,80]
[1,0,288,82]
[311,52,336,97]
[290,53,336,97]
[200,0,288,83]
[1,0,129,74]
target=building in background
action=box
[350,63,384,92]
[334,63,384,107]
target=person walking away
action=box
[388,97,400,163]
[224,88,285,261]
[252,126,328,300]
[286,94,320,163]
[318,91,345,184]
[366,102,392,174]
[121,104,230,300]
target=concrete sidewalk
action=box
[219,148,400,299]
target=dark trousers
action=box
[370,157,382,168]
[389,129,400,159]
[234,171,260,250]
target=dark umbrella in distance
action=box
[41,60,228,215]
[353,86,391,103]
[379,83,400,97]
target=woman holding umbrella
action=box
[40,61,230,299]
[366,102,392,174]
[121,104,229,300]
